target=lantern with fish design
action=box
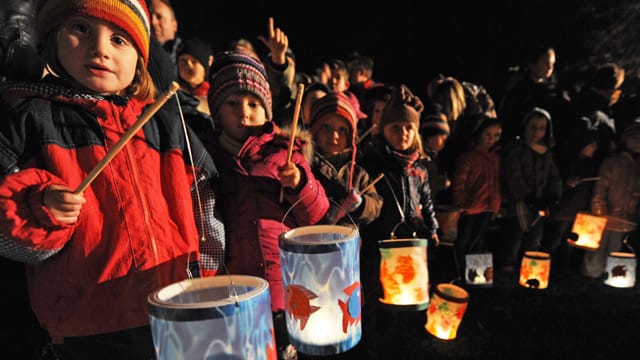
[148,275,276,360]
[279,225,361,356]
[519,251,551,289]
[378,238,430,310]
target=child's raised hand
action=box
[42,184,86,225]
[257,17,289,66]
[278,162,301,190]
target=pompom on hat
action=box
[379,84,424,130]
[36,0,151,65]
[208,50,273,121]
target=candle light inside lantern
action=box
[567,212,608,251]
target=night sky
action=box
[172,1,596,100]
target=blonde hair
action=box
[427,76,467,122]
[40,26,156,102]
[384,121,425,158]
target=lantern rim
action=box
[433,283,469,303]
[608,251,636,259]
[522,250,551,260]
[378,238,428,248]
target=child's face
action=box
[384,122,416,152]
[330,71,349,93]
[370,100,386,135]
[218,93,268,142]
[424,133,448,153]
[178,54,207,88]
[477,124,502,150]
[57,16,138,96]
[314,114,351,156]
[523,115,547,145]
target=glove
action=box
[340,189,363,213]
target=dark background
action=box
[170,0,640,101]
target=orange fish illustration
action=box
[338,281,362,333]
[266,327,277,360]
[285,284,320,331]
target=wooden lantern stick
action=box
[280,83,305,202]
[73,81,181,194]
[360,173,384,193]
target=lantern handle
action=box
[622,233,636,254]
[280,194,358,231]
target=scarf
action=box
[390,148,420,169]
[218,131,244,155]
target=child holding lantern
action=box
[0,0,226,357]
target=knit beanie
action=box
[420,112,450,137]
[37,0,151,65]
[379,84,423,131]
[178,37,213,76]
[309,91,359,146]
[208,50,273,121]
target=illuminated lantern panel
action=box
[378,238,430,310]
[604,252,637,288]
[567,212,608,251]
[465,253,494,286]
[519,251,551,289]
[279,225,361,356]
[148,275,276,360]
[425,283,469,340]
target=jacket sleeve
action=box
[0,168,75,264]
[194,175,226,277]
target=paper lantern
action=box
[519,251,551,289]
[465,252,494,286]
[435,205,460,246]
[279,225,361,356]
[425,283,469,340]
[148,275,276,360]
[378,238,430,310]
[604,251,636,288]
[567,212,608,251]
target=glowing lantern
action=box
[148,275,276,360]
[279,225,361,356]
[425,283,469,340]
[519,251,551,289]
[604,252,636,288]
[567,212,608,251]
[465,252,493,286]
[378,238,429,310]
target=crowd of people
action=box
[0,1,639,359]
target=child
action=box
[205,50,330,359]
[0,1,226,358]
[308,91,383,227]
[500,107,562,272]
[357,84,439,339]
[451,115,502,276]
[420,112,452,205]
[581,124,640,278]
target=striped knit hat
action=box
[379,84,423,131]
[309,91,358,142]
[420,112,450,137]
[208,50,273,121]
[37,0,151,65]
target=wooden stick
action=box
[360,173,385,193]
[280,83,305,202]
[286,83,305,163]
[73,82,181,194]
[356,123,377,145]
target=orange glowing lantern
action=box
[378,238,429,310]
[567,212,608,251]
[425,283,469,340]
[519,251,551,289]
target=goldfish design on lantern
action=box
[285,285,320,331]
[338,282,362,332]
[379,238,430,310]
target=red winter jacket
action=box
[207,122,330,311]
[0,78,225,342]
